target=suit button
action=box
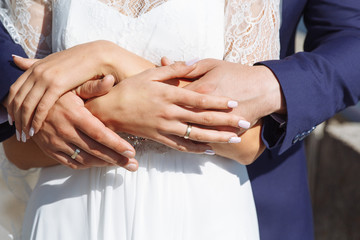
[293,134,300,144]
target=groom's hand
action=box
[183,59,286,126]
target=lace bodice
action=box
[0,0,281,153]
[1,0,280,64]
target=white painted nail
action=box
[204,150,216,155]
[11,54,22,58]
[125,163,138,172]
[122,150,135,159]
[238,120,250,129]
[29,127,35,137]
[185,58,200,66]
[7,114,13,126]
[16,130,20,141]
[227,100,238,108]
[228,137,242,143]
[21,130,27,143]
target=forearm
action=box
[95,40,155,82]
[0,23,27,142]
[259,0,360,154]
[3,136,57,170]
[3,44,155,169]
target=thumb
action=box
[160,56,174,66]
[12,55,39,70]
[75,74,115,99]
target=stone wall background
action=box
[306,118,360,240]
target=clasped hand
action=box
[5,42,252,170]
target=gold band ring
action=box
[184,124,192,139]
[71,149,81,160]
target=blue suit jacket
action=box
[0,23,26,140]
[1,0,360,239]
[248,0,360,239]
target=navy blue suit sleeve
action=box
[260,0,360,154]
[0,22,27,141]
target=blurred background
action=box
[297,19,360,240]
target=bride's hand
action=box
[6,40,153,141]
[86,62,250,153]
[31,90,138,170]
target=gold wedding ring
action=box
[71,149,81,160]
[184,124,192,139]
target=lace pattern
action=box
[1,0,280,62]
[0,0,52,58]
[104,0,170,18]
[0,0,281,154]
[224,0,280,64]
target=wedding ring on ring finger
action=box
[184,124,192,139]
[71,148,81,160]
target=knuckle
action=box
[201,114,214,125]
[157,121,170,132]
[31,119,42,131]
[196,96,208,107]
[13,97,22,109]
[36,101,48,115]
[21,102,32,115]
[91,131,105,142]
[68,163,79,170]
[55,126,70,138]
[31,65,44,76]
[162,108,175,120]
[227,116,238,127]
[190,132,205,142]
[9,85,17,97]
[174,143,187,152]
[49,138,62,150]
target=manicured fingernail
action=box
[185,58,199,66]
[7,114,13,125]
[29,127,35,137]
[11,54,22,58]
[227,100,238,108]
[125,163,138,172]
[16,130,20,141]
[21,130,27,142]
[122,150,135,159]
[238,120,250,129]
[204,150,216,155]
[228,137,241,143]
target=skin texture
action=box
[183,59,286,125]
[3,42,267,169]
[5,76,264,169]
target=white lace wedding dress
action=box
[0,0,280,239]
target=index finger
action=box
[73,108,136,159]
[170,87,238,110]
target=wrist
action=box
[94,40,155,83]
[257,65,286,116]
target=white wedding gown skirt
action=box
[23,149,259,239]
[0,0,282,239]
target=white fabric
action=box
[0,0,281,239]
[0,144,38,240]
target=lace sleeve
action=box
[224,0,281,65]
[0,0,52,58]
